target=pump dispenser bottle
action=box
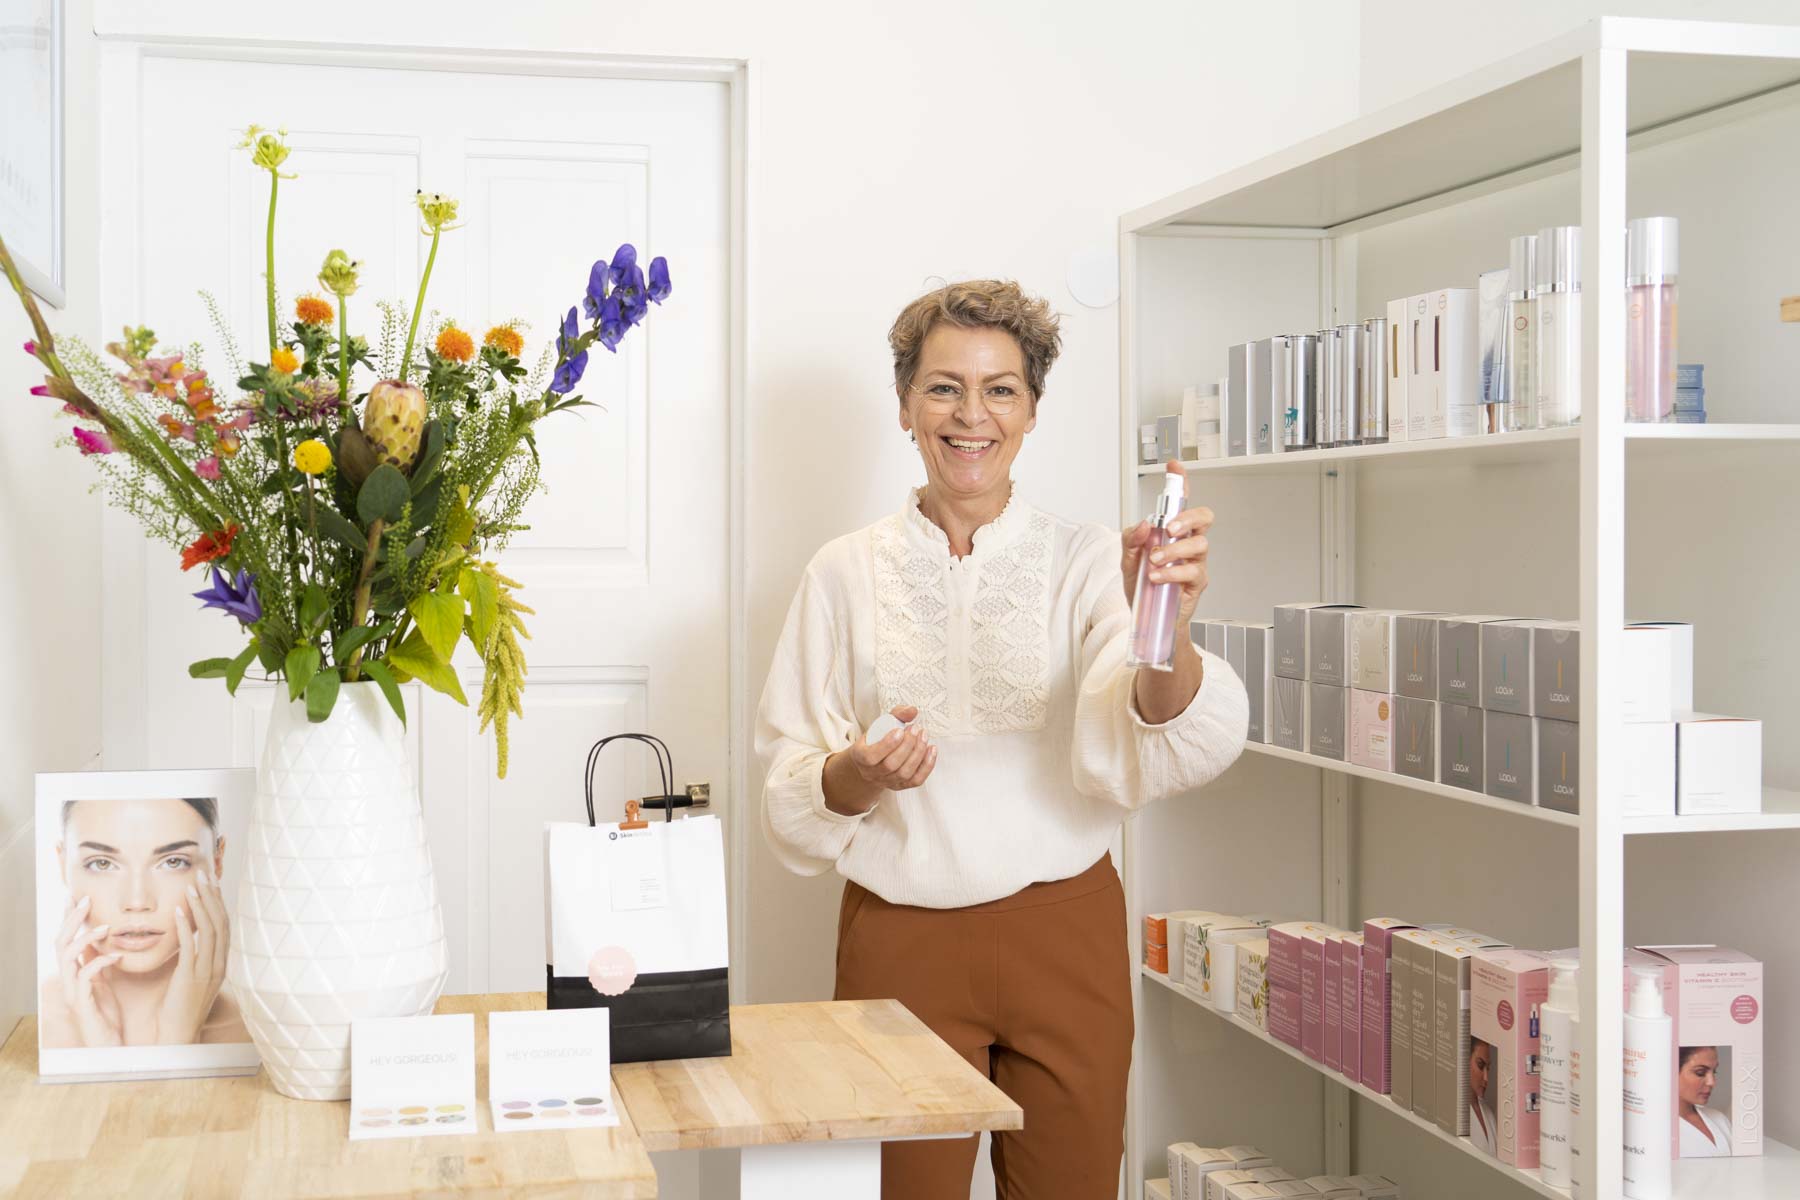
[1623,966,1673,1199]
[1128,465,1186,672]
[1535,226,1583,428]
[1540,958,1582,1192]
[1504,234,1538,432]
[1627,217,1679,423]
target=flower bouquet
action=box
[3,125,672,778]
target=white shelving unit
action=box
[1118,18,1800,1200]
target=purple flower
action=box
[30,384,50,397]
[72,427,114,455]
[194,567,262,624]
[552,349,588,393]
[616,263,648,328]
[597,293,627,352]
[607,244,638,288]
[647,256,671,304]
[583,258,611,320]
[23,340,37,356]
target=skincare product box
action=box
[1348,690,1395,772]
[1533,622,1580,722]
[1334,932,1365,1082]
[1346,1177,1401,1200]
[1167,1141,1201,1192]
[1155,414,1183,463]
[1236,937,1271,1031]
[1268,921,1333,992]
[1245,623,1275,744]
[1361,918,1418,1094]
[1394,697,1437,784]
[1169,910,1229,987]
[1636,945,1763,1157]
[1471,947,1550,1167]
[1226,622,1248,682]
[1307,605,1362,686]
[1200,620,1228,660]
[1438,933,1511,1136]
[1206,1170,1292,1200]
[1174,1145,1235,1200]
[1536,717,1580,813]
[1349,610,1403,693]
[1676,715,1763,815]
[1181,914,1269,1003]
[1395,613,1445,700]
[1300,926,1335,1063]
[1227,343,1250,458]
[1140,423,1159,465]
[1437,616,1512,705]
[1145,909,1210,975]
[1204,926,1277,1012]
[1308,684,1347,761]
[1440,702,1485,793]
[1435,287,1482,436]
[1149,1179,1173,1200]
[1484,710,1537,805]
[1409,927,1473,1123]
[1269,984,1302,1049]
[1274,602,1347,680]
[1480,620,1539,715]
[1271,676,1307,751]
[1306,1179,1361,1200]
[1631,620,1694,709]
[1225,1183,1314,1200]
[1183,385,1221,456]
[1400,293,1434,440]
[1251,338,1275,455]
[1621,721,1677,816]
[1622,624,1679,723]
[1385,298,1410,442]
[1389,928,1433,1111]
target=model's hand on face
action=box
[55,894,124,1047]
[156,866,230,1045]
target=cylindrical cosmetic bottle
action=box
[1534,225,1582,428]
[1127,467,1187,672]
[1286,333,1318,449]
[1505,234,1538,432]
[1622,966,1673,1199]
[1337,322,1365,446]
[1315,327,1342,448]
[1361,316,1389,444]
[1539,958,1582,1191]
[1626,216,1679,423]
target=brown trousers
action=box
[834,856,1135,1200]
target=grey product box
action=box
[1244,624,1274,743]
[1251,338,1275,455]
[1408,935,1437,1120]
[1308,683,1347,760]
[1153,413,1182,462]
[1394,696,1438,783]
[1533,621,1580,722]
[1484,709,1537,804]
[1226,622,1248,680]
[1481,620,1538,715]
[1203,620,1228,659]
[1537,716,1580,813]
[1437,615,1511,706]
[1440,702,1485,792]
[1308,605,1363,686]
[1349,610,1403,693]
[1227,342,1250,457]
[1388,933,1417,1110]
[1271,676,1307,750]
[1439,934,1511,1136]
[1395,613,1445,700]
[1272,603,1324,680]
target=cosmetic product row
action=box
[1195,608,1764,818]
[1146,912,1764,1197]
[1152,1141,1400,1200]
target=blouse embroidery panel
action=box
[870,508,1055,737]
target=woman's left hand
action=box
[1122,484,1213,629]
[157,867,230,1044]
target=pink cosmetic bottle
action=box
[1128,465,1186,672]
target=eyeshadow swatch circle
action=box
[537,1099,567,1108]
[399,1106,429,1115]
[573,1097,606,1106]
[360,1119,392,1128]
[400,1117,428,1126]
[436,1104,464,1114]
[540,1109,570,1119]
[435,1114,465,1124]
[361,1107,392,1117]
[501,1101,532,1110]
[577,1107,605,1116]
[503,1111,533,1121]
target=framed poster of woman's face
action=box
[35,769,260,1082]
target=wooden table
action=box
[615,997,1022,1199]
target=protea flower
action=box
[363,378,427,470]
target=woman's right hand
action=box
[822,706,937,815]
[55,895,124,1047]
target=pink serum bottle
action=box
[1626,216,1678,422]
[1128,465,1186,672]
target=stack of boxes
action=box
[1150,1147,1402,1200]
[1675,362,1706,423]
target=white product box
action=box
[1676,714,1762,815]
[1385,297,1409,442]
[1621,625,1679,723]
[1620,721,1676,817]
[1173,1144,1235,1200]
[1347,1176,1402,1199]
[1206,1169,1291,1200]
[1630,620,1694,710]
[1148,1180,1174,1200]
[1182,385,1221,456]
[1307,1179,1362,1200]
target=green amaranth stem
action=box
[265,173,280,356]
[399,228,441,384]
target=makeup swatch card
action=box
[348,1013,477,1140]
[488,1007,619,1131]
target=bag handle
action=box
[583,733,676,827]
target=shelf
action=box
[1133,425,1800,478]
[1242,742,1581,829]
[1140,967,1800,1199]
[1622,788,1800,835]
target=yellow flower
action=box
[295,294,335,326]
[318,249,362,298]
[293,439,333,475]
[238,124,294,175]
[483,323,525,357]
[416,191,461,234]
[435,324,475,363]
[270,347,300,374]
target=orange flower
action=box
[295,294,335,326]
[435,325,474,363]
[180,523,241,572]
[482,324,524,357]
[270,347,299,374]
[158,413,186,438]
[188,394,219,422]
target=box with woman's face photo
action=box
[35,770,259,1082]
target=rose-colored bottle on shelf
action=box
[1626,216,1679,423]
[1128,465,1186,673]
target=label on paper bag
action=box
[488,1008,620,1132]
[349,1013,477,1140]
[608,831,669,912]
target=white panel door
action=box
[102,54,731,995]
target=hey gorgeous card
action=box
[348,1013,477,1140]
[488,1007,619,1131]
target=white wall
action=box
[0,0,103,1043]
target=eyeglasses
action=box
[907,381,1028,416]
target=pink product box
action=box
[1348,690,1396,772]
[1322,937,1343,1072]
[1470,948,1551,1168]
[1267,922,1328,993]
[1338,934,1364,1083]
[1269,984,1303,1049]
[1639,945,1764,1158]
[1360,918,1417,1093]
[1301,936,1326,1062]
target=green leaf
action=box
[305,667,341,722]
[408,591,465,662]
[410,421,446,495]
[333,621,389,666]
[188,657,232,679]
[285,643,321,702]
[314,505,368,553]
[411,476,443,526]
[459,567,499,653]
[385,629,468,705]
[225,641,259,695]
[357,462,410,525]
[447,487,476,546]
[300,584,331,634]
[361,659,407,728]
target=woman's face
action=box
[58,799,220,974]
[1680,1047,1719,1108]
[1469,1040,1492,1101]
[900,324,1036,504]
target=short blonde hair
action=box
[888,280,1062,403]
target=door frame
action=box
[91,27,756,1002]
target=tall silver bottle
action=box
[1360,316,1389,444]
[1286,332,1318,449]
[1534,225,1582,428]
[1337,322,1365,446]
[1315,327,1342,448]
[1504,234,1538,432]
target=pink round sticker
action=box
[1497,1000,1515,1032]
[589,945,639,996]
[1732,994,1759,1024]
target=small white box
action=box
[1307,1180,1362,1200]
[1621,625,1676,723]
[1193,431,1223,459]
[1148,1180,1174,1200]
[1182,385,1221,456]
[1630,620,1693,710]
[1347,1176,1402,1200]
[1621,721,1676,817]
[1385,297,1409,442]
[1676,714,1762,815]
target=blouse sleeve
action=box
[755,562,867,877]
[1069,529,1249,810]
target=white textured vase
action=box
[229,680,448,1100]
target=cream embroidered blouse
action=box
[755,489,1250,909]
